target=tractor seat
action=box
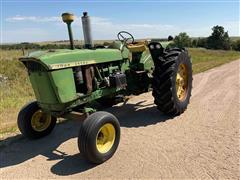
[127,42,146,52]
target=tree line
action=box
[174,25,240,51]
[0,43,84,50]
[1,25,239,51]
[0,42,107,50]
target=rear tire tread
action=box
[152,48,192,115]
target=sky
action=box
[1,0,239,43]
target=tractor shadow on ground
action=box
[107,100,174,128]
[50,100,174,176]
[0,118,87,169]
[0,99,173,176]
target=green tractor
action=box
[18,12,192,164]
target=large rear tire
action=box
[152,48,192,115]
[17,101,56,139]
[78,111,120,164]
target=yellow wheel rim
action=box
[96,123,116,154]
[176,63,188,101]
[31,110,52,132]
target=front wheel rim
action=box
[96,123,116,154]
[176,63,188,101]
[31,110,52,132]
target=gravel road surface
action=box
[0,60,239,179]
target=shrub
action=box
[174,32,191,48]
[207,25,231,50]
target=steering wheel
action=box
[117,31,135,44]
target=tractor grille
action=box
[24,61,46,72]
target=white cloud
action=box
[3,15,239,43]
[5,15,178,41]
[91,17,112,26]
[6,15,62,23]
[79,16,178,39]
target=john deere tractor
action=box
[18,12,192,164]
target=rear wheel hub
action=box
[176,63,188,101]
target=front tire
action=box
[152,48,192,115]
[17,101,56,139]
[78,111,120,164]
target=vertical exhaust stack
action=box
[81,12,94,49]
[62,12,75,50]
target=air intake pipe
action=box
[81,12,94,49]
[62,12,75,50]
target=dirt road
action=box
[1,60,239,179]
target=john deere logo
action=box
[49,60,96,69]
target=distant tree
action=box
[197,38,207,48]
[231,40,240,51]
[191,39,198,47]
[103,42,110,47]
[174,32,191,48]
[207,25,231,50]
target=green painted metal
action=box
[29,71,58,104]
[21,39,173,115]
[20,49,124,70]
[38,87,119,112]
[140,49,153,71]
[159,41,173,48]
[49,69,78,103]
[25,43,155,112]
[29,67,78,105]
[83,107,96,114]
[39,102,70,112]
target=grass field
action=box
[188,48,240,74]
[0,50,34,135]
[0,48,240,136]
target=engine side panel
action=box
[49,68,78,103]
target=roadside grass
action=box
[0,48,240,137]
[0,50,34,137]
[188,48,240,74]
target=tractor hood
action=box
[20,48,123,70]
